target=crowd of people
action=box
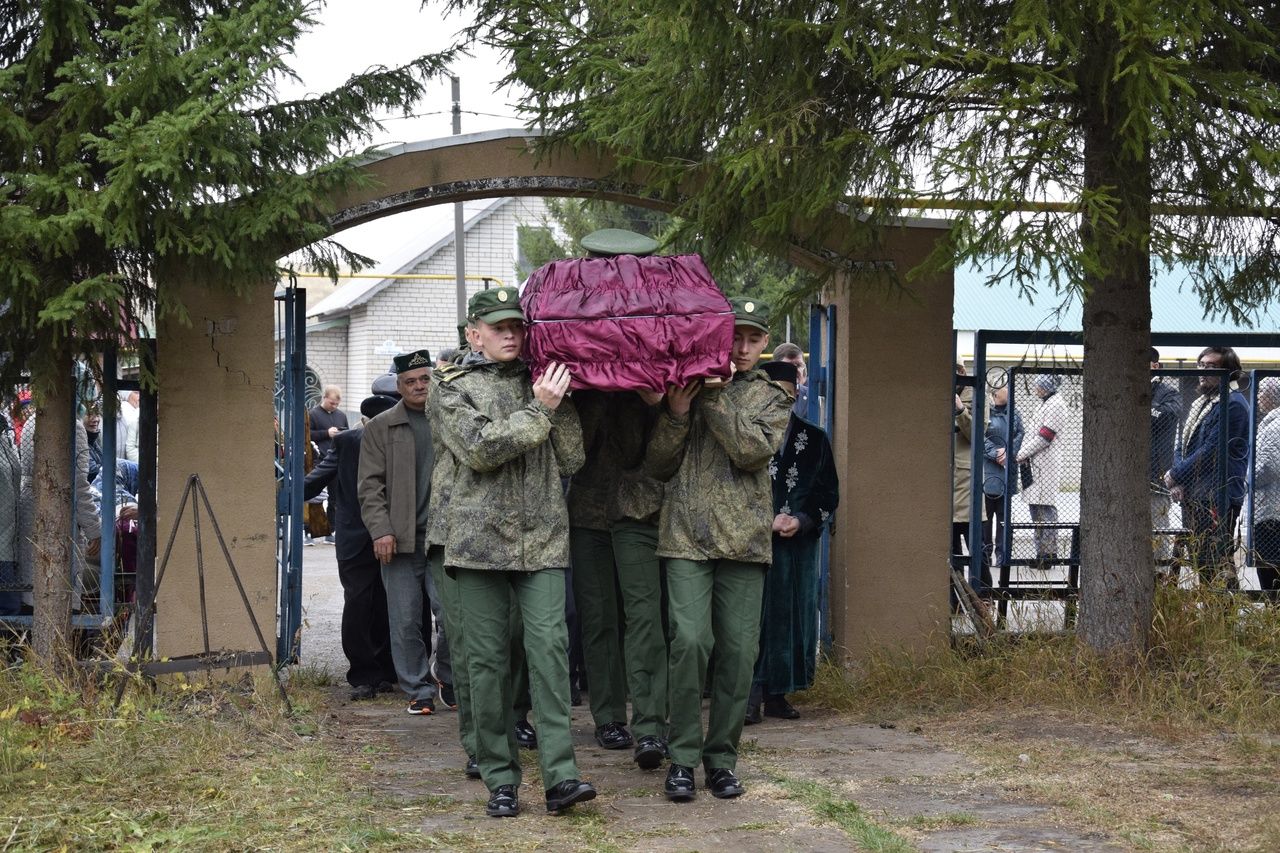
[953,345,1280,600]
[0,389,142,616]
[301,238,839,818]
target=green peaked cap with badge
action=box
[392,348,432,373]
[580,228,659,257]
[468,286,524,324]
[729,296,770,333]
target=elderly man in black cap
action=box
[357,348,448,715]
[305,390,400,700]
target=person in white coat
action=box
[1016,375,1070,569]
[1253,378,1280,601]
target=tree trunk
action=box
[1076,25,1156,657]
[31,371,75,665]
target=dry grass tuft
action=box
[0,658,429,850]
[804,586,1280,734]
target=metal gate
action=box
[809,302,837,652]
[274,285,306,664]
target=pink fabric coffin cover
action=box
[521,253,734,392]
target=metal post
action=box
[1217,371,1230,567]
[135,339,158,653]
[1246,370,1259,566]
[808,304,830,652]
[98,347,117,626]
[968,332,988,591]
[452,75,467,323]
[280,287,306,663]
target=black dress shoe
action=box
[744,702,763,725]
[545,779,596,813]
[486,784,519,817]
[707,767,745,799]
[375,680,396,694]
[465,755,481,780]
[665,764,696,801]
[514,718,538,750]
[594,721,634,750]
[349,683,377,701]
[763,696,800,720]
[633,735,666,770]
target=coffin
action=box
[521,254,733,392]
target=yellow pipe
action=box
[285,272,506,285]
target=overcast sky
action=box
[284,0,526,270]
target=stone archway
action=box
[156,129,955,662]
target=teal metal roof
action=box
[954,262,1280,333]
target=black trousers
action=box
[1254,518,1280,602]
[338,554,398,688]
[1183,500,1241,589]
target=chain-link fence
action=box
[1246,370,1280,603]
[954,331,1280,632]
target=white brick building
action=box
[303,197,554,400]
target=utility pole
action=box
[452,75,466,324]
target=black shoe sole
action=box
[665,788,696,802]
[546,786,596,813]
[711,785,745,799]
[634,746,664,770]
[486,805,518,818]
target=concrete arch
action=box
[158,129,955,663]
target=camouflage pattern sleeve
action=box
[549,396,585,477]
[699,375,792,471]
[436,374,554,473]
[643,409,690,482]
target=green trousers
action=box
[666,558,766,771]
[432,548,532,762]
[570,526,628,727]
[455,566,578,790]
[611,520,668,740]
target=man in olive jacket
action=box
[357,349,447,716]
[646,297,793,802]
[435,286,595,819]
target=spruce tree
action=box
[0,0,451,662]
[461,0,1280,654]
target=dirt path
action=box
[299,550,1279,851]
[315,694,1132,852]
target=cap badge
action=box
[744,301,755,313]
[497,290,509,302]
[408,352,429,367]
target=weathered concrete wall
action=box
[825,226,954,659]
[156,281,277,659]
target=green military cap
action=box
[729,296,770,332]
[468,286,524,324]
[580,228,659,257]
[392,348,432,373]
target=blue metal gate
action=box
[274,285,306,664]
[809,303,837,652]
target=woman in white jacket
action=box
[1254,378,1280,600]
[1017,375,1070,569]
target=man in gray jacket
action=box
[357,348,448,715]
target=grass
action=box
[766,773,916,853]
[803,585,1280,734]
[0,660,432,851]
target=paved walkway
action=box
[299,545,1126,851]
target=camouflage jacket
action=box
[648,370,793,564]
[425,369,458,549]
[607,393,666,526]
[435,358,584,571]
